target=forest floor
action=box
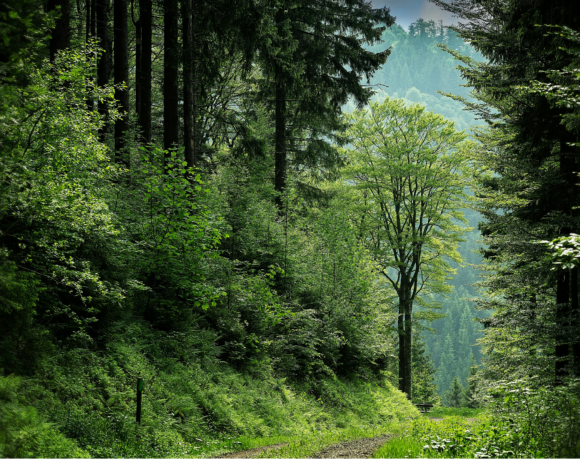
[215,409,485,459]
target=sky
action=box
[371,0,458,31]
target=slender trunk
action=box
[138,0,152,143]
[555,138,576,383]
[90,0,95,37]
[114,0,129,167]
[163,0,179,159]
[404,302,413,400]
[132,0,141,128]
[274,79,287,211]
[96,0,109,140]
[555,267,571,384]
[48,0,70,61]
[397,299,405,394]
[182,0,195,168]
[86,0,94,112]
[274,8,287,211]
[572,266,580,377]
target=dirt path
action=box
[216,434,394,459]
[217,443,289,459]
[309,434,395,458]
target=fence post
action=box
[136,377,143,424]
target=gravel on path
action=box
[309,434,395,459]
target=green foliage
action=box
[445,377,464,408]
[412,334,440,404]
[542,233,580,270]
[338,97,473,306]
[2,321,419,458]
[0,374,88,458]
[376,379,580,458]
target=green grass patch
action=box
[372,416,488,459]
[424,406,485,419]
[2,321,420,458]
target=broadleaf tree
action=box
[335,97,474,399]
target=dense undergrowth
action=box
[373,380,580,459]
[0,320,419,458]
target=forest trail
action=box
[217,434,395,458]
[308,434,394,458]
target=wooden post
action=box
[136,378,143,424]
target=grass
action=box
[424,406,485,419]
[3,320,421,458]
[372,410,488,459]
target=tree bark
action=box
[397,299,405,394]
[571,266,580,377]
[182,0,196,168]
[555,138,576,383]
[138,0,152,143]
[404,302,413,400]
[96,0,109,140]
[48,0,70,62]
[132,0,141,129]
[163,0,179,159]
[555,267,571,384]
[274,79,287,211]
[86,0,95,112]
[114,0,129,167]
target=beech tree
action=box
[337,97,474,399]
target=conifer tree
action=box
[431,0,580,386]
[445,376,464,407]
[262,0,395,210]
[436,333,455,396]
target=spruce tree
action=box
[431,0,580,386]
[261,0,395,210]
[436,333,456,396]
[445,376,464,407]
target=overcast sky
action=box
[371,0,457,30]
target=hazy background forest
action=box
[1,0,580,457]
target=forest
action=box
[0,0,579,458]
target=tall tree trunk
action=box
[163,0,179,159]
[90,0,95,37]
[555,267,571,384]
[182,0,196,168]
[132,0,141,128]
[555,138,576,383]
[397,298,405,394]
[86,0,94,112]
[571,266,580,377]
[48,0,70,62]
[274,79,287,211]
[114,0,129,167]
[273,7,288,211]
[96,0,109,140]
[404,302,413,400]
[138,0,151,143]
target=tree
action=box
[461,355,480,408]
[338,97,474,399]
[260,0,395,210]
[96,0,109,139]
[412,334,439,404]
[430,0,580,385]
[136,0,152,143]
[163,0,179,155]
[47,0,70,62]
[114,0,129,166]
[445,376,464,407]
[436,333,456,396]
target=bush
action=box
[0,374,88,458]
